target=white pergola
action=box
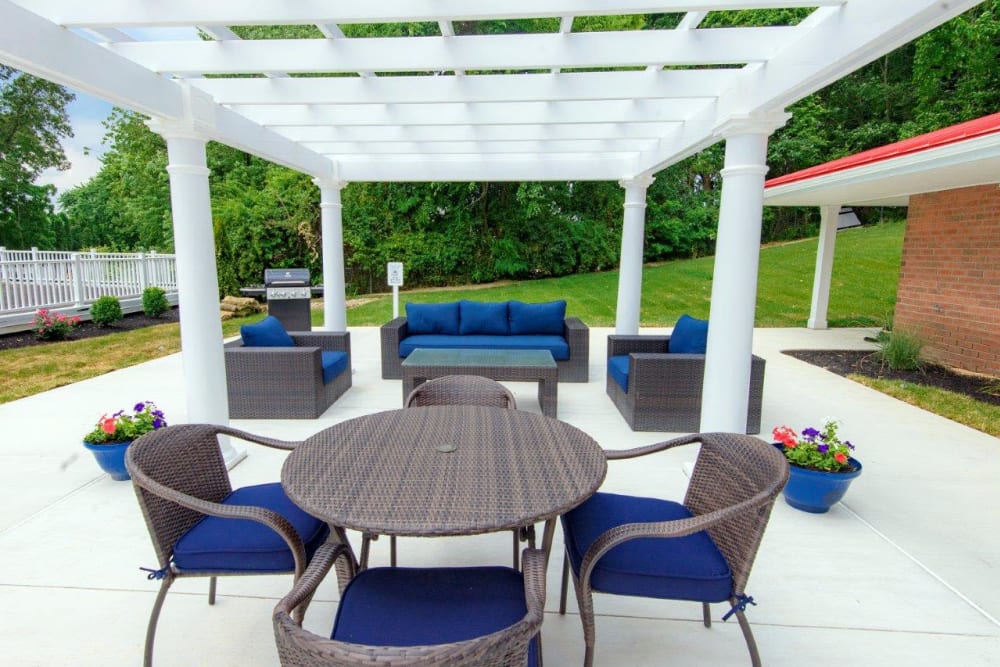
[0,1,981,460]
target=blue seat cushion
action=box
[173,483,329,573]
[240,316,294,347]
[459,300,510,335]
[607,355,630,393]
[320,351,349,385]
[406,302,460,335]
[508,300,566,335]
[669,314,709,354]
[562,492,733,603]
[399,334,569,361]
[332,566,536,665]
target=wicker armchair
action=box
[559,433,788,667]
[274,542,546,667]
[224,331,352,419]
[364,376,524,569]
[606,335,765,433]
[125,424,335,667]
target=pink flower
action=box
[100,416,117,434]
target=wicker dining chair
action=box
[125,424,336,667]
[365,375,523,569]
[559,432,788,667]
[274,542,546,667]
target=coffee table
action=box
[401,348,559,417]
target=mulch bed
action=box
[783,349,1000,407]
[0,308,180,351]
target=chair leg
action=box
[735,609,762,667]
[390,536,397,567]
[359,533,373,570]
[208,576,217,605]
[702,602,711,628]
[512,530,520,569]
[143,576,173,667]
[559,553,570,615]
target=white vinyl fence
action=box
[0,247,178,332]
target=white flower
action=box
[820,416,839,429]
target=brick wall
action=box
[895,184,1000,376]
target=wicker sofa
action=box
[606,333,765,433]
[225,317,352,419]
[381,299,589,382]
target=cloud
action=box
[36,144,103,194]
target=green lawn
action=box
[346,221,903,328]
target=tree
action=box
[0,66,74,247]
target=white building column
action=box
[701,114,788,433]
[314,178,348,331]
[808,204,841,329]
[614,174,655,335]
[148,119,244,467]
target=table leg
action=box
[538,375,558,418]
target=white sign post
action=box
[387,262,404,318]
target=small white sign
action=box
[387,262,404,287]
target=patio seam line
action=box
[0,582,345,605]
[840,502,1000,628]
[0,475,104,535]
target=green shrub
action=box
[142,287,169,318]
[90,296,123,327]
[877,329,924,371]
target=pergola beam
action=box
[276,122,681,143]
[191,70,732,106]
[309,139,654,155]
[18,1,849,28]
[107,28,792,75]
[335,155,634,182]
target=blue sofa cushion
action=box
[562,492,733,603]
[320,351,349,385]
[240,316,294,348]
[332,565,536,665]
[173,483,329,573]
[459,300,510,335]
[406,302,461,335]
[399,334,570,361]
[669,314,709,354]
[509,300,566,336]
[608,355,631,393]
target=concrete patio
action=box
[1,326,997,666]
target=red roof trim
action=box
[765,112,1000,188]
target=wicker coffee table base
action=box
[402,351,559,417]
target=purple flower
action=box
[134,402,146,412]
[801,427,819,442]
[152,410,164,418]
[152,418,166,429]
[113,409,125,417]
[817,444,829,454]
[846,440,855,450]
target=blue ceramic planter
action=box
[783,458,862,513]
[82,440,132,481]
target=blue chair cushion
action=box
[508,300,566,335]
[173,483,329,573]
[459,300,510,335]
[399,334,570,361]
[320,351,349,385]
[240,316,294,348]
[332,566,536,665]
[669,314,709,354]
[607,355,630,393]
[406,302,461,335]
[562,492,733,603]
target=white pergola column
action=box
[148,119,244,468]
[701,114,788,433]
[808,204,841,329]
[314,178,348,331]
[614,174,655,335]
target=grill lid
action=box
[264,268,310,286]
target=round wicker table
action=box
[282,406,606,550]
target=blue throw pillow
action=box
[459,300,509,335]
[669,314,709,354]
[240,316,294,347]
[406,302,460,335]
[508,300,566,336]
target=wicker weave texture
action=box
[606,335,765,433]
[273,544,546,667]
[402,350,556,417]
[225,331,352,419]
[282,406,606,537]
[405,375,517,409]
[381,316,590,382]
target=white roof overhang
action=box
[764,132,1000,207]
[0,0,984,183]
